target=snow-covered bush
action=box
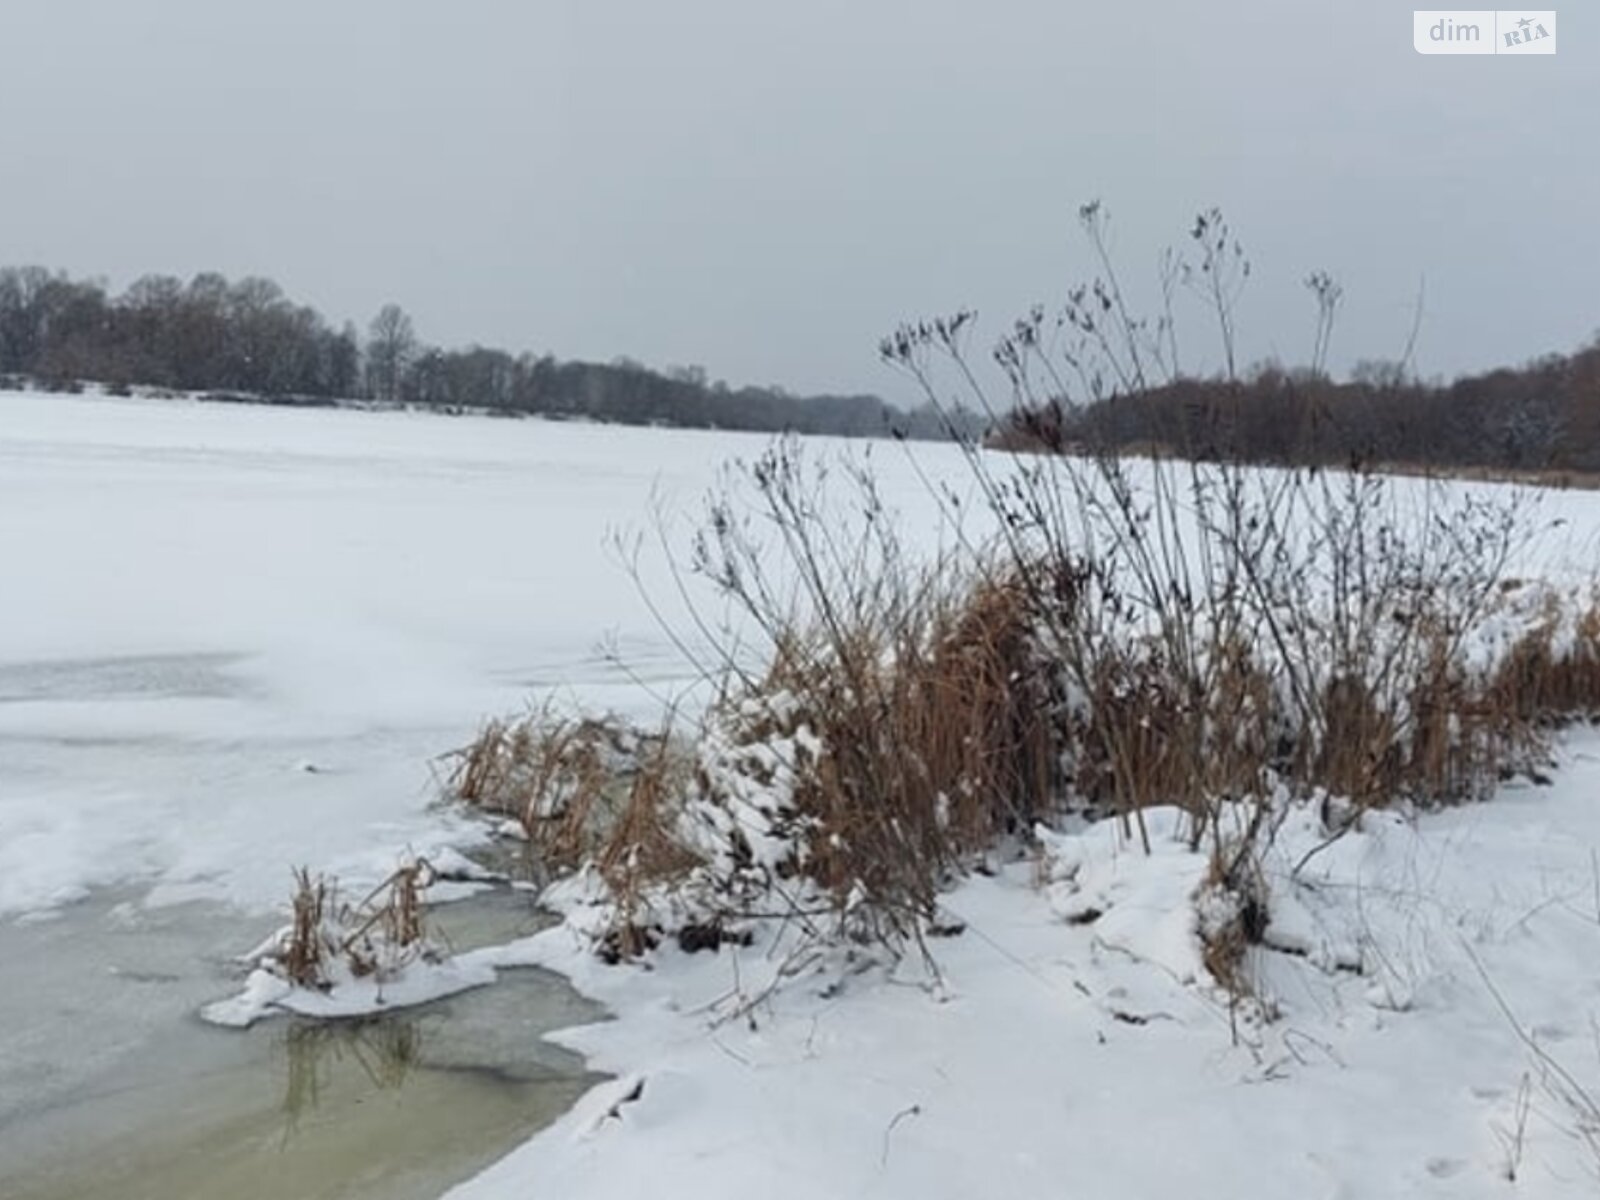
[446,205,1600,1005]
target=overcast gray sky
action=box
[2,2,1594,404]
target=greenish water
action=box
[0,888,604,1200]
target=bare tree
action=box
[365,303,416,402]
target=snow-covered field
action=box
[5,392,1600,1198]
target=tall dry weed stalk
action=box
[880,204,1558,834]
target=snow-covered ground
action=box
[6,391,1600,1197]
[446,741,1600,1198]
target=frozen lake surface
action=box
[0,392,970,918]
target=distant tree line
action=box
[993,343,1600,475]
[0,267,361,398]
[0,266,978,441]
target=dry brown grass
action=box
[728,569,1057,942]
[283,868,331,988]
[277,860,438,989]
[446,709,655,880]
[1491,598,1600,723]
[340,859,435,977]
[449,708,704,957]
[442,564,1059,954]
[594,734,703,960]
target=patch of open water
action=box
[0,885,603,1200]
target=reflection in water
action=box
[281,1016,424,1139]
[1,940,602,1200]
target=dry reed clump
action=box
[445,709,671,882]
[593,734,704,960]
[1402,643,1500,804]
[438,557,1060,957]
[1054,579,1578,832]
[1490,593,1600,724]
[1065,639,1272,835]
[341,858,434,977]
[448,706,709,957]
[276,859,439,991]
[283,867,331,988]
[723,571,1057,942]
